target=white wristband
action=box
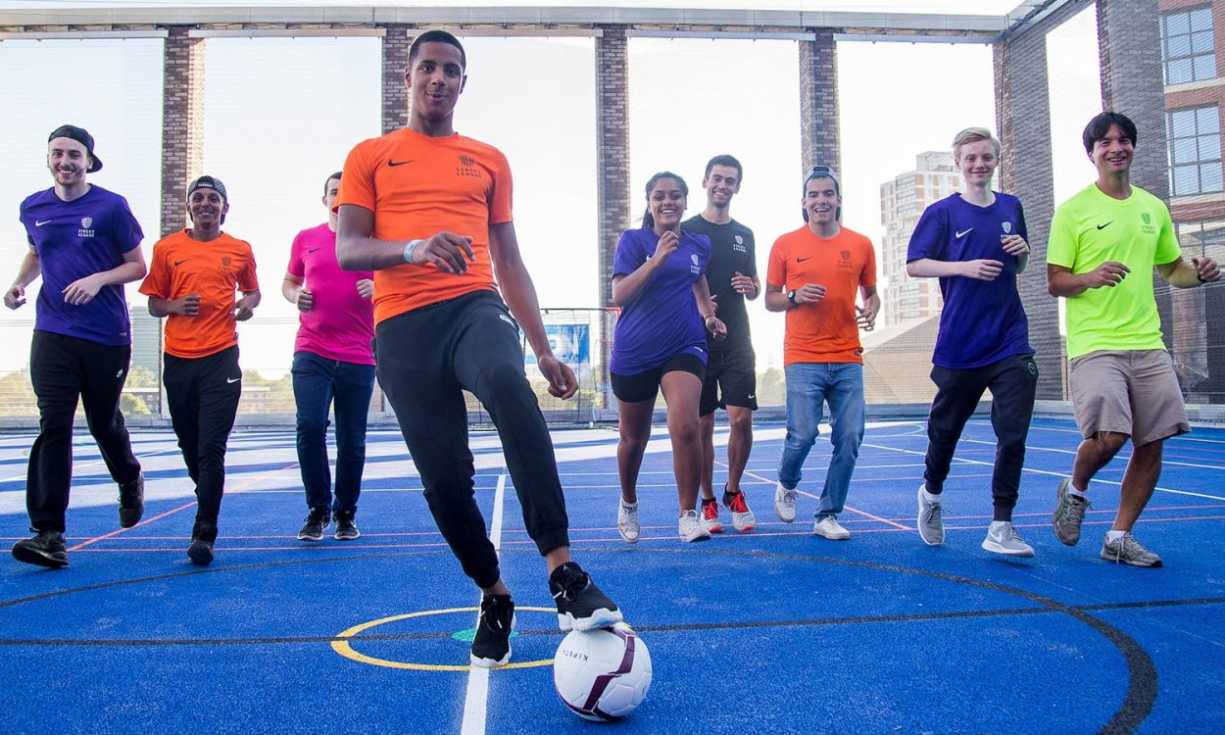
[403,239,425,264]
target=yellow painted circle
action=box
[331,606,557,671]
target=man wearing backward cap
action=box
[6,124,147,569]
[140,175,261,566]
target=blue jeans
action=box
[292,351,376,514]
[777,363,866,519]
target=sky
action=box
[0,1,1102,378]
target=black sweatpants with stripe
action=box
[376,291,570,589]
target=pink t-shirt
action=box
[287,223,375,365]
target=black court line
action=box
[0,549,1173,734]
[4,596,1222,649]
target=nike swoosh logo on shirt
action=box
[955,228,973,239]
[1097,222,1112,230]
[306,248,319,254]
[797,256,811,263]
[226,377,240,384]
[388,160,414,167]
[35,220,53,227]
[174,259,189,266]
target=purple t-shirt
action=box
[19,185,143,346]
[906,192,1032,369]
[610,228,710,375]
[287,223,375,365]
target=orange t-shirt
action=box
[139,230,259,359]
[766,225,877,365]
[336,127,513,324]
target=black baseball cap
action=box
[47,124,102,172]
[187,175,228,201]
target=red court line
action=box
[69,513,1225,553]
[66,460,299,552]
[67,500,199,552]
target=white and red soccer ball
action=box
[553,623,652,721]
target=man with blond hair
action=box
[907,127,1038,556]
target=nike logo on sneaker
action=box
[388,159,413,167]
[955,228,973,239]
[35,219,53,227]
[226,377,240,384]
[1097,222,1112,230]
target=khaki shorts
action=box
[1069,350,1190,446]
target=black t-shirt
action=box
[682,215,756,353]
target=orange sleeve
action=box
[766,236,787,289]
[489,149,513,225]
[238,243,259,291]
[861,238,877,289]
[336,140,376,213]
[138,241,170,299]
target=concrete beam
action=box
[0,6,1009,35]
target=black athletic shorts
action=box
[610,353,706,404]
[700,345,757,416]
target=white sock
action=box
[989,520,1010,532]
[622,501,637,510]
[923,488,942,504]
[1106,529,1126,542]
[1068,483,1088,499]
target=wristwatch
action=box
[787,290,797,306]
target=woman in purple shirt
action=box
[611,172,726,544]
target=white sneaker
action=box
[981,521,1034,557]
[813,515,851,540]
[723,487,756,533]
[617,501,640,544]
[774,482,797,523]
[700,499,723,534]
[678,509,712,543]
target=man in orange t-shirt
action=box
[765,165,879,541]
[140,175,260,566]
[334,30,619,670]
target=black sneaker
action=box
[470,594,514,668]
[550,561,623,632]
[297,507,330,542]
[188,519,217,566]
[12,530,68,569]
[118,471,144,528]
[334,511,359,541]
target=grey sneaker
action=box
[981,521,1034,557]
[1052,477,1089,546]
[1100,533,1163,567]
[916,484,944,546]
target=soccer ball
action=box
[553,623,652,721]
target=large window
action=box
[1162,7,1216,85]
[1168,106,1223,196]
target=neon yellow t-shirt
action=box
[1046,183,1180,359]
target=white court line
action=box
[735,466,911,531]
[961,437,1225,471]
[460,473,506,735]
[1028,424,1225,446]
[860,442,1225,503]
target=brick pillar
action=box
[596,26,631,408]
[994,29,1065,400]
[798,30,840,176]
[1099,0,1176,349]
[383,25,412,134]
[160,27,204,237]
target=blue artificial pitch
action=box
[0,417,1222,734]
